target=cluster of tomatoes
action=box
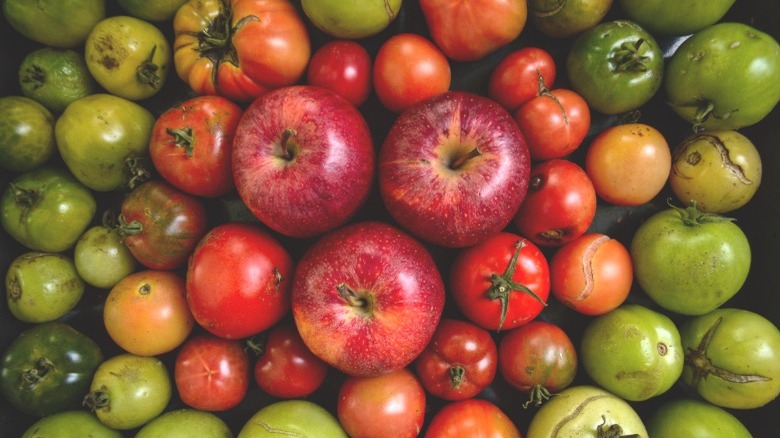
[1,0,779,437]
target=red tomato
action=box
[498,321,578,407]
[512,159,597,247]
[253,322,329,398]
[337,368,426,438]
[450,232,550,332]
[186,223,294,339]
[373,33,451,113]
[306,40,372,107]
[173,0,311,101]
[118,180,208,271]
[549,232,634,315]
[420,0,528,62]
[414,318,498,401]
[174,333,250,411]
[488,46,557,111]
[424,398,521,437]
[514,88,591,160]
[103,270,194,356]
[148,95,242,198]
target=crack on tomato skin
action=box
[576,235,610,302]
[254,420,306,436]
[384,0,396,23]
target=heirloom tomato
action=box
[117,0,189,22]
[646,398,751,437]
[449,232,549,331]
[514,88,591,160]
[239,400,347,438]
[2,0,105,48]
[135,409,233,438]
[18,48,97,114]
[74,225,137,290]
[0,96,56,173]
[149,95,242,197]
[300,0,402,40]
[306,40,373,107]
[527,0,613,39]
[488,47,557,112]
[21,410,122,438]
[173,0,311,102]
[425,398,521,438]
[618,0,736,36]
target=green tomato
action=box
[74,225,136,289]
[0,96,56,173]
[630,202,751,315]
[55,93,155,192]
[238,400,347,438]
[22,410,122,438]
[117,0,188,22]
[580,304,684,401]
[665,22,780,130]
[6,251,85,323]
[2,0,105,48]
[301,0,403,39]
[618,0,736,36]
[1,167,97,253]
[680,308,780,409]
[526,385,648,438]
[0,322,103,417]
[18,48,98,114]
[567,20,664,115]
[135,409,233,438]
[84,354,172,430]
[528,0,614,39]
[646,398,752,437]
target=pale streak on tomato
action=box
[577,234,611,301]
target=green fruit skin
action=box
[74,225,136,289]
[117,0,188,21]
[6,252,85,323]
[580,304,684,401]
[135,409,234,438]
[238,400,347,438]
[301,0,403,39]
[2,0,106,48]
[22,410,122,438]
[529,0,614,39]
[646,398,752,437]
[19,48,97,114]
[618,0,736,36]
[0,96,56,173]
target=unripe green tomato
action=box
[0,96,56,173]
[5,252,85,323]
[135,409,233,438]
[528,0,613,39]
[22,410,121,438]
[18,48,98,114]
[301,0,403,40]
[618,0,736,36]
[2,0,105,48]
[74,225,136,289]
[646,398,752,437]
[117,0,188,22]
[580,304,684,401]
[238,400,347,438]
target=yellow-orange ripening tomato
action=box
[585,123,671,206]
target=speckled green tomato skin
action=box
[526,385,648,438]
[0,96,56,173]
[135,409,233,438]
[630,207,751,315]
[680,308,780,409]
[301,0,403,39]
[646,398,752,437]
[18,48,97,114]
[618,0,736,36]
[2,0,105,48]
[665,22,780,130]
[73,225,137,289]
[529,0,613,39]
[580,304,684,401]
[21,410,122,438]
[238,400,347,438]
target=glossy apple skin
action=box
[291,221,446,377]
[232,85,375,238]
[378,91,530,248]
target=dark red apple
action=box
[291,221,445,377]
[232,85,375,238]
[378,90,531,248]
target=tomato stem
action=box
[244,333,268,357]
[136,45,162,90]
[21,357,55,389]
[83,389,110,411]
[669,199,735,227]
[596,415,639,438]
[166,127,196,157]
[611,39,650,72]
[116,213,143,237]
[449,366,465,390]
[124,156,152,190]
[20,64,46,90]
[523,384,554,408]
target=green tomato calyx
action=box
[83,388,110,411]
[20,64,46,90]
[116,213,143,237]
[136,45,162,90]
[20,357,55,389]
[611,39,651,73]
[124,156,153,190]
[670,199,735,227]
[166,127,196,157]
[9,183,42,214]
[244,332,268,357]
[522,384,555,408]
[597,415,640,438]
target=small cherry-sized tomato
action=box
[148,95,242,198]
[337,367,426,438]
[498,321,578,407]
[373,33,451,113]
[515,87,591,160]
[488,47,557,112]
[103,270,194,356]
[174,333,250,412]
[414,318,498,401]
[585,122,671,206]
[307,40,372,107]
[424,398,521,438]
[549,233,633,316]
[513,159,597,247]
[253,322,329,399]
[450,232,549,332]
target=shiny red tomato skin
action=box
[254,322,329,398]
[449,231,550,331]
[174,333,250,412]
[148,95,242,198]
[414,318,498,401]
[186,222,294,339]
[424,398,521,437]
[307,40,372,107]
[489,46,557,112]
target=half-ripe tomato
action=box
[488,47,557,112]
[306,40,373,107]
[186,222,294,339]
[174,333,250,412]
[449,232,550,332]
[424,398,521,437]
[414,318,498,401]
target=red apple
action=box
[232,85,375,238]
[378,90,531,248]
[291,221,445,377]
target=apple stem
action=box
[279,128,297,161]
[337,283,373,316]
[450,147,482,170]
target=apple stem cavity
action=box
[166,127,195,157]
[278,128,298,161]
[486,240,547,331]
[450,147,482,170]
[337,283,373,317]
